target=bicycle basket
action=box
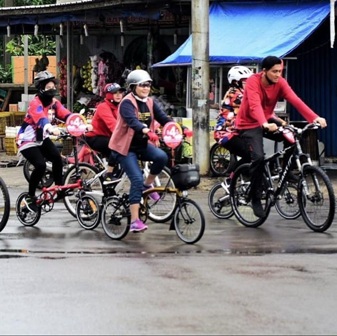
[171,163,200,190]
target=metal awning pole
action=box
[24,35,28,96]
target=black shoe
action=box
[54,190,67,202]
[24,195,38,213]
[251,198,265,218]
[103,172,122,185]
[112,168,123,179]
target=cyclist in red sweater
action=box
[85,83,126,181]
[236,56,327,218]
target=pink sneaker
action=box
[143,184,161,201]
[130,219,148,233]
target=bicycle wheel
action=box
[230,163,269,228]
[275,182,301,220]
[76,194,101,230]
[16,192,41,226]
[147,166,177,223]
[208,182,233,219]
[63,163,103,218]
[174,199,205,244]
[209,143,235,177]
[23,160,54,189]
[101,196,130,240]
[298,165,335,232]
[0,177,10,232]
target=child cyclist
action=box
[214,66,252,188]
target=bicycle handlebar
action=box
[273,122,321,136]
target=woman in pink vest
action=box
[109,70,172,233]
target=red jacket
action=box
[86,99,118,138]
[236,72,318,129]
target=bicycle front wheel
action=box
[230,163,269,228]
[275,182,301,220]
[63,163,103,218]
[174,199,205,244]
[0,177,10,231]
[298,165,335,232]
[76,194,101,230]
[101,196,130,240]
[147,166,177,223]
[208,182,233,219]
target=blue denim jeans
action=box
[111,144,168,205]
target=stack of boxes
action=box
[3,93,35,155]
[18,93,35,113]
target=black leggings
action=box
[21,138,63,197]
[85,136,115,166]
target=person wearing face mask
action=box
[85,83,126,182]
[109,69,189,233]
[16,71,73,213]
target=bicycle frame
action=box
[66,136,105,169]
[258,123,319,209]
[37,179,83,211]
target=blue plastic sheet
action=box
[153,1,330,66]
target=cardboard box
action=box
[9,104,18,112]
[12,56,57,85]
[21,94,29,102]
[18,101,28,112]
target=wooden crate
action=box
[4,137,18,155]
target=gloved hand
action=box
[147,131,159,142]
[183,128,193,137]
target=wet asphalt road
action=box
[1,166,337,255]
[1,166,337,335]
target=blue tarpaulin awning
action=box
[153,1,330,67]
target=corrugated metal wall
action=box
[287,17,337,157]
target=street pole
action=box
[191,0,210,175]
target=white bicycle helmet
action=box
[34,70,57,89]
[126,69,152,89]
[227,66,253,84]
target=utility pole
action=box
[191,0,210,175]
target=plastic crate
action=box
[4,137,18,155]
[0,112,14,135]
[12,111,25,126]
[62,138,73,156]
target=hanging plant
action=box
[5,35,56,56]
